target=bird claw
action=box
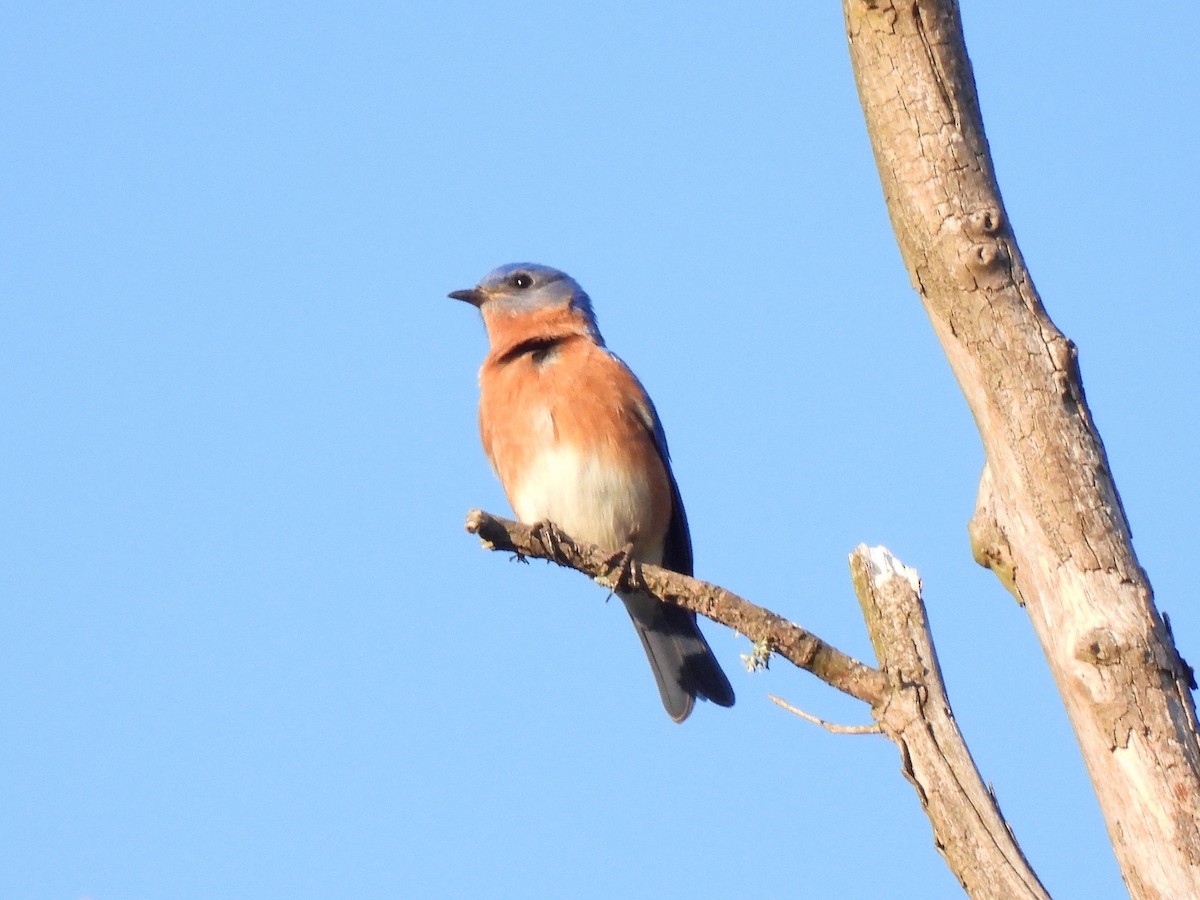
[529,519,571,561]
[602,542,640,594]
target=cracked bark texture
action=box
[852,546,1048,899]
[843,1,1200,896]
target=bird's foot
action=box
[601,542,641,595]
[529,519,572,562]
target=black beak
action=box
[448,288,485,307]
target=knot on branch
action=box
[968,514,1019,600]
[944,206,1011,292]
[969,468,1022,604]
[964,205,1004,239]
[1074,628,1139,668]
[961,239,1009,275]
[1047,335,1086,411]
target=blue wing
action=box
[615,354,694,577]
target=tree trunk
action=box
[841,1,1200,895]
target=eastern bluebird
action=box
[451,263,735,722]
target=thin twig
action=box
[768,694,883,734]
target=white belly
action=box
[510,444,657,556]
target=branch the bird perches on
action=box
[465,508,1049,899]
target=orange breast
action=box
[478,336,672,564]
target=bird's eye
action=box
[509,272,534,289]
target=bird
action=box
[450,262,735,722]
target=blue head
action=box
[449,263,601,338]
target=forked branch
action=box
[465,509,1048,898]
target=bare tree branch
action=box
[465,509,1047,896]
[768,694,882,734]
[465,508,885,705]
[851,546,1049,899]
[842,0,1200,894]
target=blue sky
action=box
[4,3,1197,898]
